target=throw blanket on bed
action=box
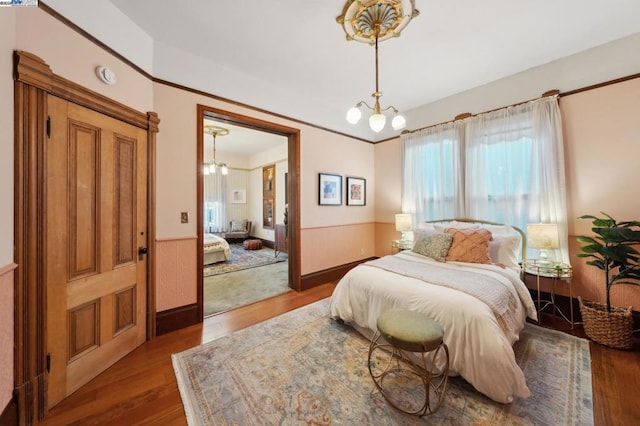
[365,255,520,334]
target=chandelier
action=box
[204,125,229,175]
[337,0,419,133]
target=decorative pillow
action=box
[445,227,493,264]
[412,232,454,262]
[230,220,247,232]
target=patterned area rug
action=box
[172,299,593,425]
[204,244,285,277]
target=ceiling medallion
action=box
[336,0,419,45]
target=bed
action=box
[329,219,538,404]
[203,233,231,265]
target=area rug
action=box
[204,244,286,277]
[204,260,290,317]
[172,299,593,425]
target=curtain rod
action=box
[401,90,559,136]
[402,70,640,137]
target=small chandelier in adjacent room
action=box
[204,125,229,175]
[337,0,419,133]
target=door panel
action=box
[46,96,148,408]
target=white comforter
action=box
[329,250,537,404]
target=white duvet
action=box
[329,250,537,404]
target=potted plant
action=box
[576,212,640,349]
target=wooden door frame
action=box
[197,105,301,318]
[13,50,159,423]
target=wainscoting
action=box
[0,263,17,420]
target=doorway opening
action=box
[196,105,301,318]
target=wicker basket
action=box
[578,297,633,350]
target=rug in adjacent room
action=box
[203,243,285,277]
[172,299,593,425]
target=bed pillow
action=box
[445,227,493,264]
[489,233,522,272]
[412,232,454,262]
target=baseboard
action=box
[155,303,199,336]
[529,290,640,329]
[301,257,376,291]
[0,395,17,426]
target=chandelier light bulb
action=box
[203,165,210,176]
[346,106,362,124]
[221,164,228,175]
[369,113,386,133]
[392,114,406,130]
[210,164,216,174]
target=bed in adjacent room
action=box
[329,219,537,404]
[203,233,231,265]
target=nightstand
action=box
[524,260,573,328]
[392,240,413,253]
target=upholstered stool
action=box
[368,309,449,416]
[242,239,262,250]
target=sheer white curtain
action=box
[465,96,568,263]
[402,121,464,221]
[402,96,569,264]
[203,172,227,233]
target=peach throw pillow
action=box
[445,227,493,264]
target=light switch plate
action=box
[180,212,189,224]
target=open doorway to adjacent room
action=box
[197,105,301,317]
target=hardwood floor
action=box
[39,283,639,425]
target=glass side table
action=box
[524,260,574,328]
[392,240,413,253]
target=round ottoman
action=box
[368,309,449,416]
[242,239,262,250]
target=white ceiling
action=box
[203,118,287,156]
[98,1,640,142]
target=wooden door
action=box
[46,96,148,408]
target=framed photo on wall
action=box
[346,177,366,206]
[230,189,246,204]
[318,173,342,205]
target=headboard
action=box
[423,218,527,267]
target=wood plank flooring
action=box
[39,282,639,425]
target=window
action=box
[402,96,569,263]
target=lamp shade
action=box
[527,223,559,249]
[392,114,406,130]
[346,107,362,124]
[395,214,412,232]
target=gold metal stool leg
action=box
[367,331,449,416]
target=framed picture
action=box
[346,177,366,206]
[230,189,246,204]
[318,173,342,205]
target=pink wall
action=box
[155,238,198,311]
[0,264,16,411]
[561,78,640,309]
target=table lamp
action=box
[527,223,559,265]
[395,214,413,245]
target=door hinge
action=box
[46,353,51,373]
[46,116,51,138]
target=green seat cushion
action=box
[376,309,444,353]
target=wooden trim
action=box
[0,395,17,426]
[560,72,640,98]
[300,258,375,291]
[155,304,200,336]
[14,79,48,424]
[146,112,160,340]
[13,50,159,424]
[0,263,17,276]
[14,51,149,130]
[196,105,303,324]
